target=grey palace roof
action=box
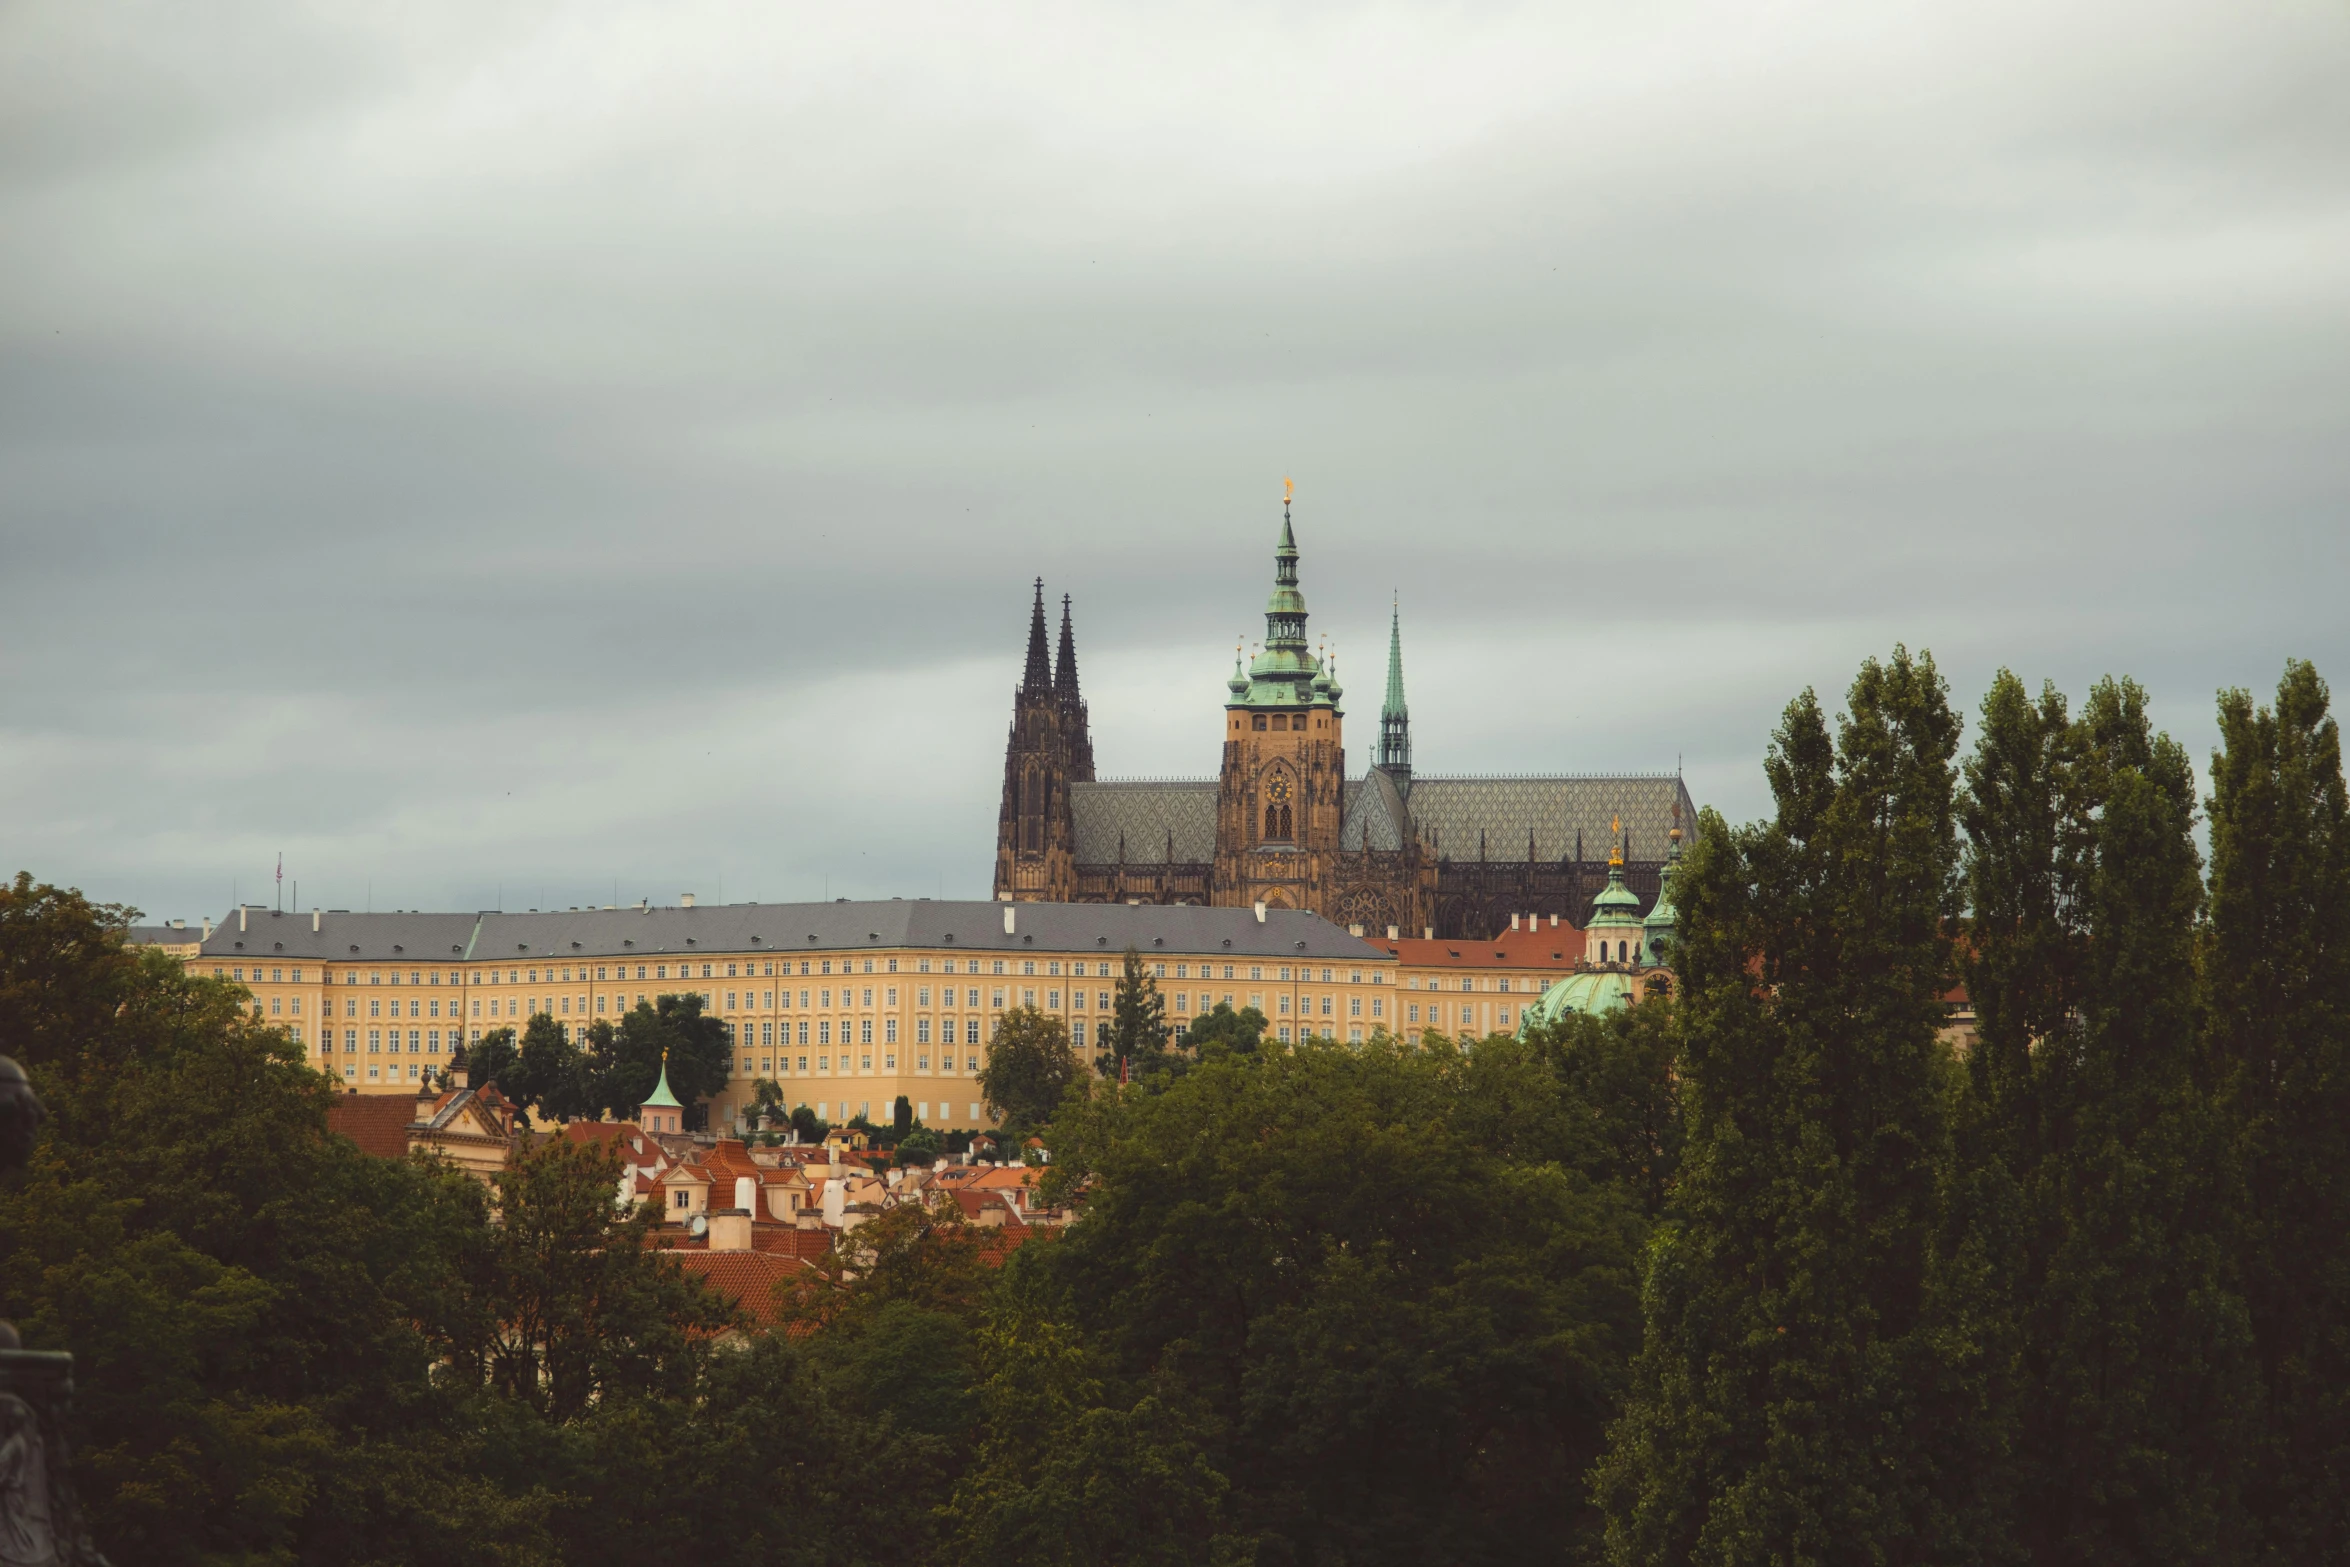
[1067,773,1697,866]
[197,899,1388,965]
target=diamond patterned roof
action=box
[1069,781,1218,864]
[1398,775,1695,863]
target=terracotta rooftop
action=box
[668,1249,806,1328]
[1372,924,1583,968]
[327,1093,419,1159]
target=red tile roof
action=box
[327,1094,418,1159]
[1371,924,1581,968]
[669,1250,806,1328]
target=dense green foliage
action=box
[977,1004,1082,1132]
[468,995,731,1128]
[5,652,2349,1566]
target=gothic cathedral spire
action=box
[1378,594,1411,780]
[997,579,1081,901]
[1056,593,1095,783]
[1021,577,1053,693]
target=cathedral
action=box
[992,498,1695,941]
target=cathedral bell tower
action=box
[994,581,1091,901]
[1214,482,1345,913]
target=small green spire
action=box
[1382,597,1407,720]
[642,1049,681,1110]
[1377,594,1411,775]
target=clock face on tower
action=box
[1267,773,1292,804]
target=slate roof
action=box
[1070,780,1217,864]
[1400,775,1696,864]
[126,924,201,948]
[195,899,1383,965]
[199,908,483,965]
[1072,772,1699,866]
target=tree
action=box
[978,1006,1082,1133]
[896,1127,943,1168]
[790,1104,826,1144]
[1529,998,1682,1217]
[1103,945,1169,1072]
[592,995,730,1128]
[1958,672,2258,1562]
[1597,649,2008,1565]
[747,1076,789,1132]
[0,874,547,1567]
[2206,659,2350,1561]
[512,1011,591,1121]
[465,1025,521,1101]
[1177,1000,1264,1059]
[894,1094,914,1137]
[442,1136,739,1422]
[1033,1029,1645,1563]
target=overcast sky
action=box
[4,0,2345,923]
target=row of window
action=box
[738,1049,983,1077]
[797,1101,984,1125]
[223,960,1547,996]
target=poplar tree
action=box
[1598,649,2004,1565]
[2206,660,2350,1561]
[1959,673,2256,1563]
[1105,945,1169,1071]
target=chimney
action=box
[1003,905,1016,935]
[415,1082,439,1123]
[1253,900,1266,923]
[734,1175,757,1214]
[238,907,247,932]
[681,893,696,909]
[1386,925,1399,940]
[1348,923,1364,937]
[1510,913,1520,930]
[312,908,321,933]
[1423,926,1435,940]
[1550,913,1559,928]
[706,1208,753,1252]
[201,918,213,939]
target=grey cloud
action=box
[2,0,2345,921]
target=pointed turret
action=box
[639,1050,684,1135]
[1021,578,1051,693]
[1054,594,1081,704]
[1056,594,1095,782]
[1377,595,1412,781]
[1641,808,1683,967]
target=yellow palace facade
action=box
[190,897,1417,1130]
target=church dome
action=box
[1518,969,1636,1033]
[1586,865,1644,929]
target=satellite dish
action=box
[688,1213,707,1238]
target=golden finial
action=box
[1283,475,1294,505]
[1609,815,1624,868]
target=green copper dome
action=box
[1518,970,1636,1034]
[1587,862,1644,930]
